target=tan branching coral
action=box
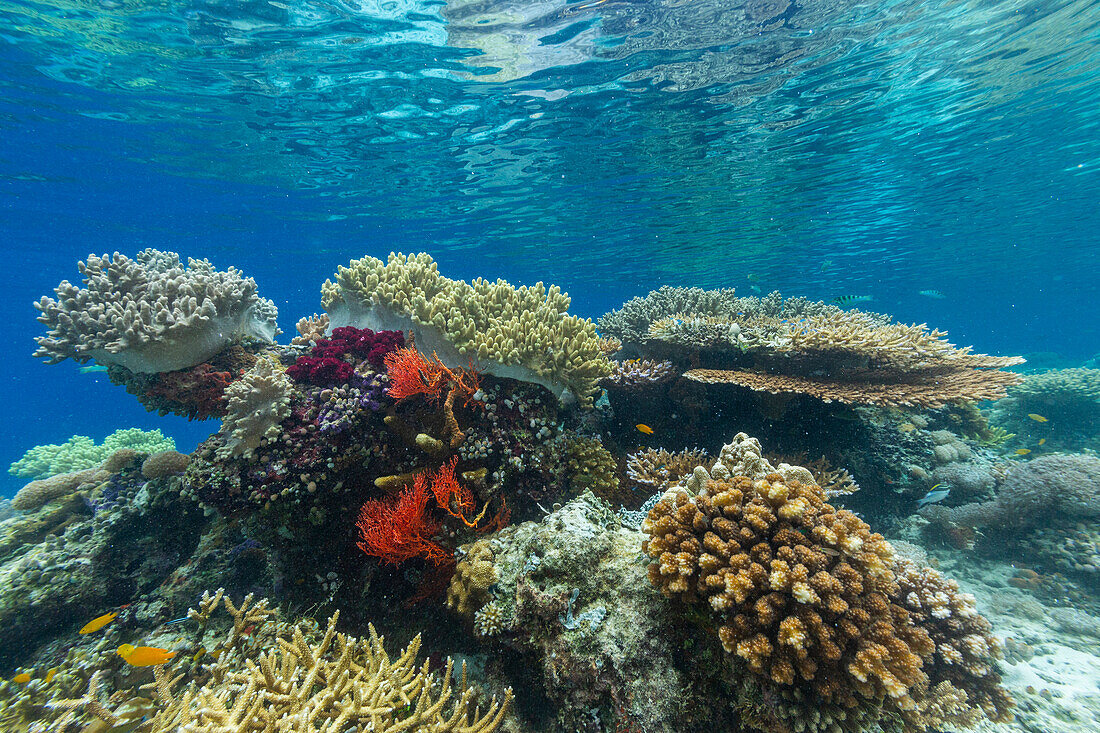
[216,356,292,459]
[33,249,278,373]
[625,447,710,493]
[643,471,932,710]
[603,358,679,389]
[767,453,860,498]
[144,609,511,732]
[290,313,330,346]
[321,252,610,404]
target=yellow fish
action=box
[79,612,118,635]
[12,672,31,684]
[1027,414,1048,423]
[1038,438,1046,446]
[44,668,57,683]
[635,424,654,435]
[117,644,176,667]
[1015,448,1031,456]
[192,647,206,663]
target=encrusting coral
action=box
[320,252,610,404]
[33,249,278,373]
[10,449,141,511]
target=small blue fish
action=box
[919,290,946,299]
[832,295,873,305]
[79,365,108,374]
[916,484,950,508]
[163,616,190,627]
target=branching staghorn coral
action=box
[625,447,711,494]
[33,249,278,373]
[320,252,609,405]
[602,358,678,389]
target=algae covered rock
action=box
[449,491,741,732]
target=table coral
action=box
[321,252,610,405]
[34,249,278,373]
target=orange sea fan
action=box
[384,347,447,401]
[430,457,476,523]
[356,474,450,566]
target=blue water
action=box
[2,0,1099,495]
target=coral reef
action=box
[106,345,257,420]
[991,367,1100,452]
[33,249,278,373]
[9,429,175,480]
[447,492,746,732]
[10,449,141,511]
[321,252,610,404]
[642,434,1010,730]
[143,606,512,732]
[563,434,620,499]
[893,559,1013,723]
[643,467,930,709]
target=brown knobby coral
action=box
[642,472,933,710]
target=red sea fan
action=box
[356,474,450,566]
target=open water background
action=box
[1,0,1099,495]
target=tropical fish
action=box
[163,616,190,626]
[750,285,762,294]
[1027,413,1048,423]
[747,273,761,282]
[820,260,833,271]
[635,424,654,435]
[918,290,946,299]
[117,644,176,667]
[1038,438,1046,446]
[192,647,206,663]
[832,295,873,305]
[79,612,118,634]
[916,484,950,508]
[12,672,31,684]
[44,668,57,683]
[78,365,108,374]
[1015,448,1031,455]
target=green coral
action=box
[564,434,620,500]
[9,429,176,480]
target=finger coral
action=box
[34,249,278,373]
[321,252,610,404]
[643,471,932,710]
[893,558,1014,724]
[216,357,292,459]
